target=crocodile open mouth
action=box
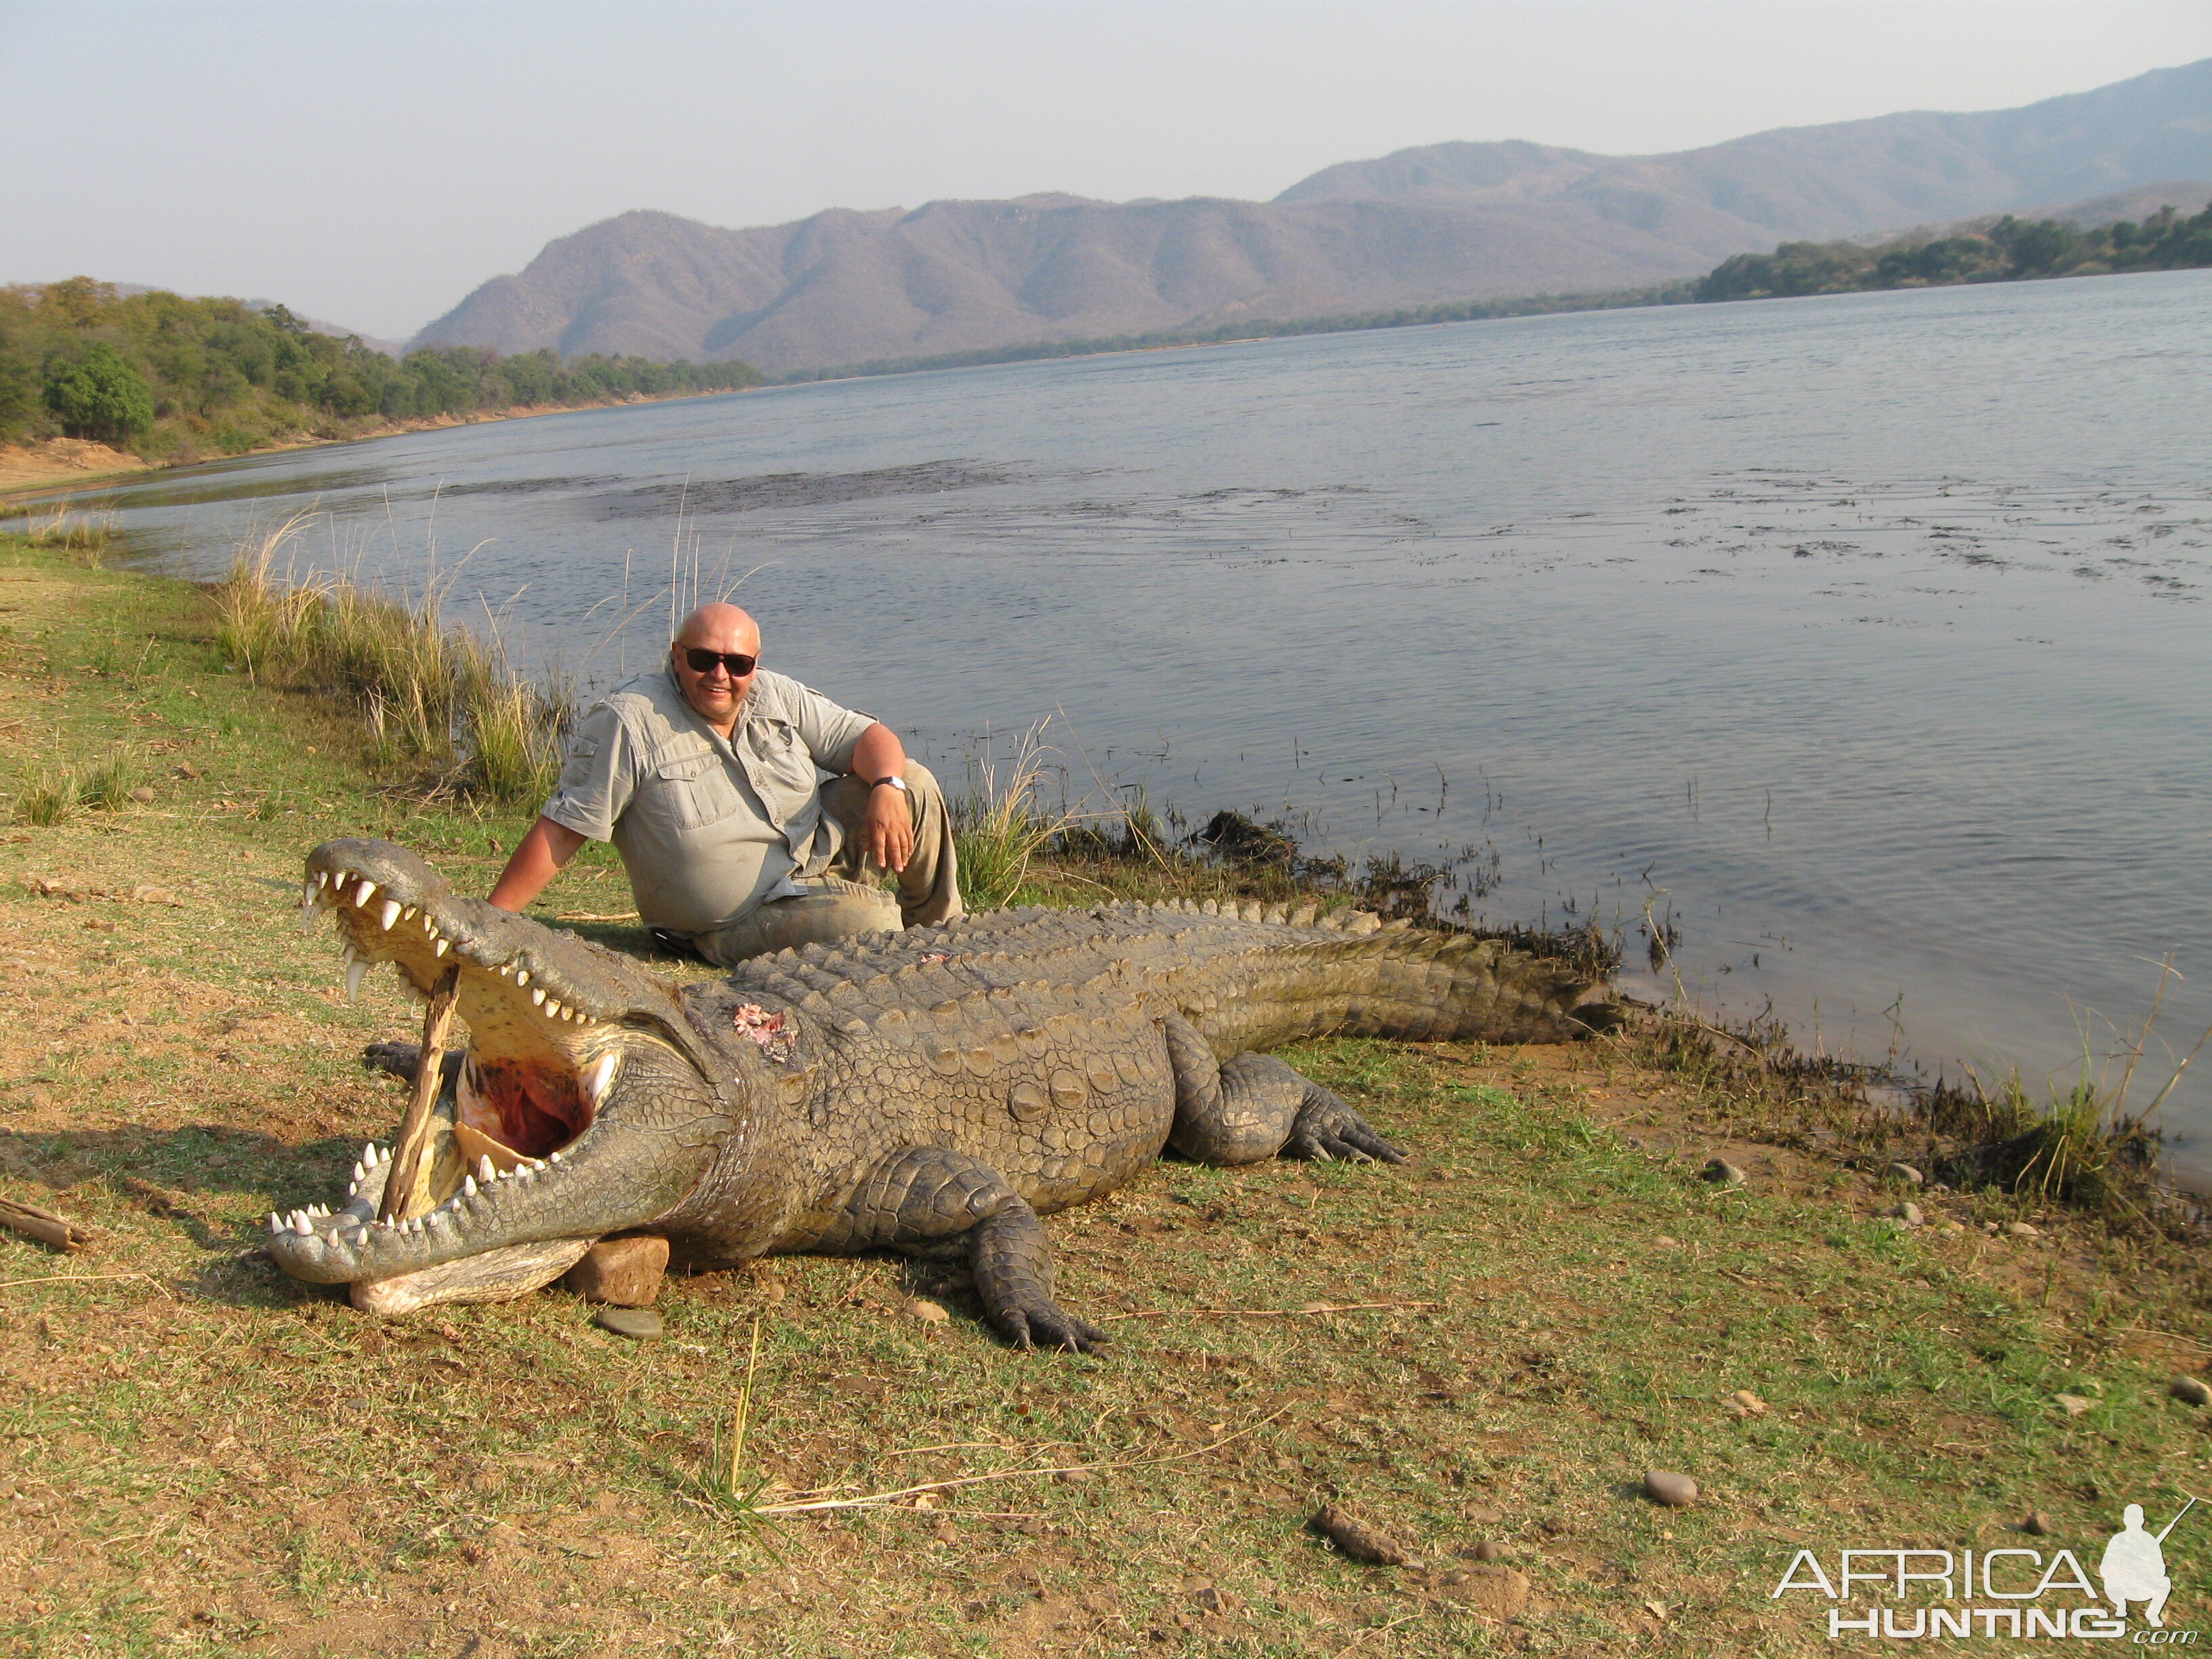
[268,842,705,1287]
[305,859,623,1171]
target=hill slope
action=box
[414,58,2212,376]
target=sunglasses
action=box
[681,648,758,677]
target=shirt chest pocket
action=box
[653,747,742,832]
[744,720,820,825]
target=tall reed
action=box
[214,517,567,803]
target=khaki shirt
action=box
[540,667,877,935]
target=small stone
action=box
[1702,1158,1746,1187]
[2004,1221,2039,1237]
[901,1297,950,1324]
[1731,1389,1768,1415]
[1467,1540,1504,1562]
[592,1306,663,1340]
[2053,1393,2093,1418]
[1885,1162,1925,1186]
[127,786,156,804]
[1944,1223,1966,1234]
[1643,1470,1698,1507]
[563,1235,669,1306]
[1890,1202,1925,1227]
[2170,1376,2212,1408]
[1653,1235,1681,1249]
[2023,1511,2053,1536]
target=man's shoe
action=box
[649,928,702,962]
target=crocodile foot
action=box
[1283,1084,1407,1164]
[991,1294,1111,1355]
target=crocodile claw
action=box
[1283,1088,1407,1165]
[998,1302,1111,1355]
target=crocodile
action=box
[270,838,1614,1345]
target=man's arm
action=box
[848,722,914,873]
[488,817,589,912]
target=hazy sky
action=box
[5,1,2207,340]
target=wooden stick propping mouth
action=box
[380,964,462,1225]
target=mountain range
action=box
[413,58,2212,377]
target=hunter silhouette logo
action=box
[1770,1492,2200,1641]
[2103,1497,2194,1629]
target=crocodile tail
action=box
[1203,918,1613,1050]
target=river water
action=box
[20,270,2212,1185]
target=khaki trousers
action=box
[693,760,962,966]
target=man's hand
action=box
[862,781,915,873]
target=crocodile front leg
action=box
[1163,1016,1407,1165]
[815,1146,1109,1353]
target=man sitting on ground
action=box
[487,602,960,964]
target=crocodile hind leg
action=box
[816,1145,1108,1353]
[1163,1016,1407,1166]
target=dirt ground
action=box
[0,439,150,494]
[2,537,2208,1656]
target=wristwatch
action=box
[869,775,907,792]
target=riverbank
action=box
[0,535,2205,1654]
[0,384,751,501]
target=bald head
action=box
[670,603,762,735]
[674,602,760,654]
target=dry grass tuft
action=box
[213,516,566,803]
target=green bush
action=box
[44,342,154,445]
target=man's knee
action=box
[695,882,901,966]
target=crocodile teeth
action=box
[298,883,321,933]
[362,1142,383,1166]
[291,1212,314,1235]
[476,1155,496,1183]
[582,1053,616,1105]
[514,970,531,987]
[401,905,418,922]
[497,964,515,979]
[530,988,546,1007]
[433,936,450,957]
[354,880,377,908]
[346,1181,359,1198]
[462,1175,478,1198]
[312,871,329,891]
[345,958,369,1002]
[377,899,401,931]
[267,1212,281,1231]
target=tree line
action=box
[0,279,760,461]
[1695,199,2212,302]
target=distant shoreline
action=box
[0,384,750,501]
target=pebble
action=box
[901,1297,950,1324]
[1730,1389,1769,1416]
[2171,1376,2212,1408]
[127,786,157,804]
[592,1306,663,1340]
[2023,1511,2054,1536]
[1467,1540,1504,1562]
[1701,1158,1746,1187]
[1885,1162,1925,1187]
[1643,1470,1698,1508]
[1889,1202,1925,1227]
[1653,1235,1680,1249]
[2053,1393,2094,1418]
[2004,1221,2040,1237]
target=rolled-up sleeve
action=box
[540,702,637,841]
[783,682,878,775]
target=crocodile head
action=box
[268,839,738,1289]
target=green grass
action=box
[0,528,2204,1655]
